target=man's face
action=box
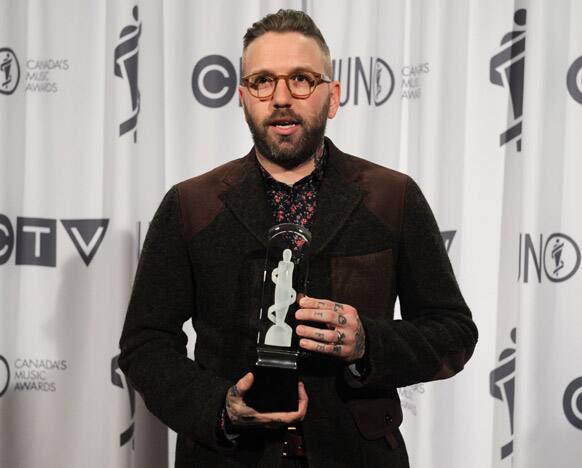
[239,32,340,169]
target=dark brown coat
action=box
[119,138,478,467]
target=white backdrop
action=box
[1,1,581,467]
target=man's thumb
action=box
[235,372,254,395]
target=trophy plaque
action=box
[245,223,311,413]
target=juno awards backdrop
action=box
[1,1,582,467]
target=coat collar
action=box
[220,137,363,255]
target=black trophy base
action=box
[245,366,298,413]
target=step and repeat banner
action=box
[1,0,581,467]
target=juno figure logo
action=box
[490,9,526,152]
[114,6,142,142]
[0,355,10,397]
[490,328,517,459]
[111,354,135,448]
[0,48,20,95]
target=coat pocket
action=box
[347,397,403,448]
[330,248,395,317]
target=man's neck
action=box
[255,144,324,186]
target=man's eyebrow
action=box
[245,66,319,76]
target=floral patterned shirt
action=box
[259,145,327,232]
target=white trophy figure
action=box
[264,248,296,347]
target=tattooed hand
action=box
[295,297,366,362]
[224,373,308,429]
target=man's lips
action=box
[268,118,301,136]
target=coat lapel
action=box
[221,150,273,248]
[309,139,363,255]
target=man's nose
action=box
[271,77,292,107]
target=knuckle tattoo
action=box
[354,320,366,358]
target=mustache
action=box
[263,110,303,126]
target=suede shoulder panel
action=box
[175,150,253,239]
[328,143,409,234]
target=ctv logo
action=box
[441,230,456,254]
[0,214,108,267]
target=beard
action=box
[244,100,330,170]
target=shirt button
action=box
[385,414,393,424]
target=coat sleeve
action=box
[118,186,232,450]
[351,177,478,390]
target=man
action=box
[119,9,478,468]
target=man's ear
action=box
[328,81,341,119]
[238,86,245,109]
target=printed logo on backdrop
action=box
[0,355,68,394]
[567,55,582,104]
[332,57,394,106]
[114,5,141,142]
[111,354,135,449]
[401,63,430,100]
[490,327,517,460]
[25,57,69,93]
[190,55,395,107]
[192,55,238,108]
[490,9,527,152]
[0,355,10,397]
[0,214,15,264]
[16,217,57,267]
[2,46,70,94]
[398,383,425,416]
[441,230,456,254]
[563,377,582,430]
[518,233,581,283]
[136,220,150,260]
[61,219,109,266]
[0,214,109,267]
[0,48,20,95]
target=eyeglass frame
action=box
[241,70,332,101]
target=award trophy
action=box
[245,223,311,413]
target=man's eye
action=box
[291,73,314,84]
[253,75,272,85]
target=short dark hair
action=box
[242,9,332,74]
